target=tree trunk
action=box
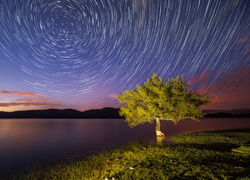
[155,118,164,137]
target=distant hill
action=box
[203,109,250,114]
[81,107,121,118]
[0,107,121,119]
[203,109,250,118]
[0,108,249,118]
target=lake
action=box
[0,118,250,176]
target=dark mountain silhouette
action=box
[0,109,82,118]
[0,108,249,119]
[203,109,250,118]
[203,109,250,114]
[0,107,121,119]
[81,107,120,118]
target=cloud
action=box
[0,90,63,111]
[244,49,250,54]
[0,90,38,96]
[16,97,52,102]
[187,72,209,86]
[236,37,250,54]
[238,37,250,44]
[0,102,63,107]
[188,67,250,110]
[108,94,117,99]
[205,85,250,110]
[16,98,37,102]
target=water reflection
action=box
[156,136,165,145]
[160,118,250,136]
[0,118,249,176]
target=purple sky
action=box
[0,0,250,112]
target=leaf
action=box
[116,74,211,128]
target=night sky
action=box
[0,0,250,112]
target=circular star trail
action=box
[0,0,250,110]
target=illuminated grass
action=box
[13,129,250,180]
[232,144,250,154]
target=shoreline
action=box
[9,128,250,180]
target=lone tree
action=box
[116,73,211,137]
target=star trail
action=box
[0,0,250,112]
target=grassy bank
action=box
[13,129,250,180]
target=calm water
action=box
[0,118,250,176]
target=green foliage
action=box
[116,73,211,127]
[232,144,250,154]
